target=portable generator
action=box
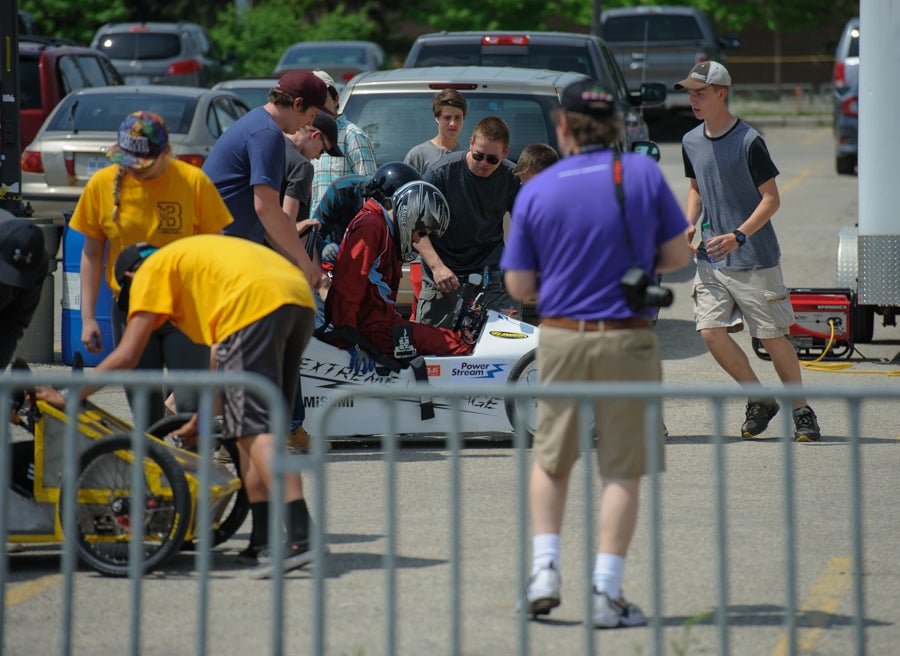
[753,288,856,360]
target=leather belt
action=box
[541,317,653,332]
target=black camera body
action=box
[620,267,674,312]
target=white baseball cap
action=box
[673,61,731,90]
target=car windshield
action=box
[280,45,368,67]
[222,86,271,108]
[95,32,182,60]
[412,44,591,75]
[343,92,556,165]
[48,93,199,133]
[602,15,704,42]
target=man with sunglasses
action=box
[416,116,522,328]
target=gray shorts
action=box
[534,326,665,479]
[692,262,794,339]
[416,268,522,328]
[216,304,315,439]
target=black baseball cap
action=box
[559,79,617,118]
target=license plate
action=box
[87,157,111,176]
[125,75,151,85]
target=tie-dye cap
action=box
[107,111,169,169]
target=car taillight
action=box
[342,72,355,82]
[833,61,846,89]
[21,150,43,174]
[176,154,205,167]
[841,94,858,118]
[167,59,202,76]
[128,25,149,32]
[64,152,75,177]
[428,83,479,91]
[482,35,529,46]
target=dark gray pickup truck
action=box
[600,6,739,116]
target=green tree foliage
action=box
[210,0,381,77]
[20,0,129,45]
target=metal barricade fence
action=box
[2,374,879,655]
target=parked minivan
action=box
[91,22,230,87]
[342,66,663,166]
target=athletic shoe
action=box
[592,589,647,628]
[249,542,323,579]
[792,406,822,442]
[287,425,312,452]
[523,563,561,616]
[237,544,261,562]
[741,398,780,438]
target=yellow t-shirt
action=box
[127,235,315,345]
[69,159,234,294]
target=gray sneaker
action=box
[792,406,821,442]
[741,398,780,438]
[592,589,647,628]
[249,542,317,579]
[523,563,561,617]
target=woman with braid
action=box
[69,111,234,424]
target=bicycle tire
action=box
[64,434,191,577]
[147,413,249,546]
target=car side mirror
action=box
[631,141,661,162]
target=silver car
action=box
[340,66,662,166]
[274,40,385,92]
[212,76,280,109]
[91,22,230,87]
[21,86,249,211]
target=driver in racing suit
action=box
[328,180,473,363]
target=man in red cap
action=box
[203,70,332,288]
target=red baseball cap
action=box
[276,70,333,115]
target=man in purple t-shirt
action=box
[502,79,691,629]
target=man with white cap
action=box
[0,211,48,369]
[675,61,821,442]
[309,70,377,215]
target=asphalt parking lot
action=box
[6,119,900,656]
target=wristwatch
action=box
[733,229,746,247]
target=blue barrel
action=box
[61,215,115,366]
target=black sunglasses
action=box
[471,150,501,165]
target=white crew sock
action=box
[531,533,560,573]
[592,553,626,598]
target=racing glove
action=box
[346,346,376,375]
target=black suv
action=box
[91,22,230,87]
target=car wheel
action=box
[504,349,538,444]
[836,154,856,175]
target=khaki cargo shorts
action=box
[534,326,665,479]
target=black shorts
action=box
[216,304,315,439]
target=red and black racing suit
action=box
[329,199,472,356]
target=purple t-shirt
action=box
[203,106,286,244]
[501,149,687,320]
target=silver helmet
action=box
[392,180,450,262]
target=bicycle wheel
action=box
[147,413,249,546]
[64,434,191,577]
[504,349,538,444]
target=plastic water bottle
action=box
[701,221,724,269]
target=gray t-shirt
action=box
[681,119,781,270]
[404,140,465,175]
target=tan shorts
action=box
[534,326,665,479]
[692,262,794,339]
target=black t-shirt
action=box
[424,150,519,274]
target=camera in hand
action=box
[620,267,673,312]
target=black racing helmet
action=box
[367,162,421,210]
[392,180,450,263]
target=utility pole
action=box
[592,0,603,36]
[0,0,25,216]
